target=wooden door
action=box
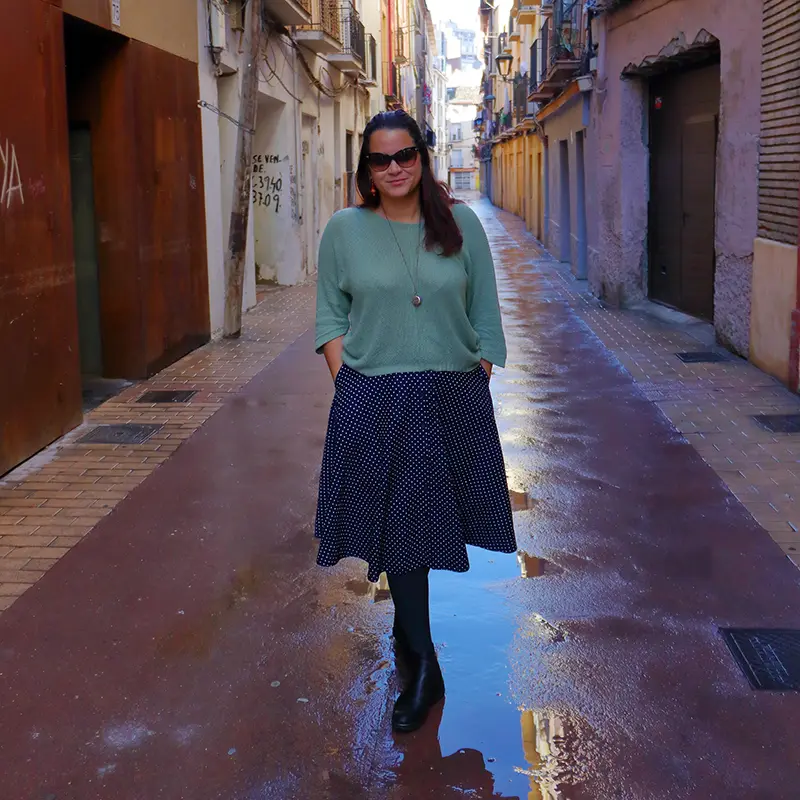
[649,63,720,319]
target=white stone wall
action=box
[197,0,384,333]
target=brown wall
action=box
[0,1,82,476]
[79,39,210,377]
[63,0,199,61]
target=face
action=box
[367,129,423,200]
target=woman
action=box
[315,110,515,734]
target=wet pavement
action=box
[2,200,800,799]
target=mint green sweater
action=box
[315,204,506,376]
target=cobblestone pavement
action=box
[0,284,315,611]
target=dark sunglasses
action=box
[367,146,420,172]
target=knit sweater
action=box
[314,203,506,376]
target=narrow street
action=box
[2,200,800,799]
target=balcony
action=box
[362,34,378,85]
[518,4,540,25]
[295,0,342,54]
[328,3,365,72]
[509,13,521,42]
[264,0,312,26]
[384,61,401,105]
[528,2,586,103]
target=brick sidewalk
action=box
[0,283,315,611]
[496,209,800,570]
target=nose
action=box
[386,161,404,177]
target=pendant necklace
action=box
[382,209,423,307]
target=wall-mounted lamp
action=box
[495,53,514,81]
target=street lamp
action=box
[495,53,514,82]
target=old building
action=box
[1,0,209,476]
[748,0,800,386]
[589,0,761,356]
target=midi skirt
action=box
[315,364,516,582]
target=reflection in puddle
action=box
[344,573,391,603]
[509,490,540,511]
[518,709,570,799]
[517,551,549,578]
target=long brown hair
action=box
[356,111,463,257]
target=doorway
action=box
[575,130,588,279]
[63,15,130,409]
[649,62,720,319]
[301,114,318,276]
[537,151,544,240]
[559,139,571,263]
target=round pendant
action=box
[412,295,422,307]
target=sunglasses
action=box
[367,146,420,172]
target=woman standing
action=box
[315,111,515,733]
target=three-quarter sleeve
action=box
[315,216,351,354]
[459,206,507,368]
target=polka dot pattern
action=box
[315,364,517,582]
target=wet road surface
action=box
[2,201,800,799]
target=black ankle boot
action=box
[391,651,445,733]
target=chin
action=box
[382,181,417,197]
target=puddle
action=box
[517,551,559,578]
[344,576,391,603]
[509,490,540,511]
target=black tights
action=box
[387,567,434,655]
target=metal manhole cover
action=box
[77,424,163,445]
[752,414,800,434]
[137,390,197,404]
[720,628,800,691]
[675,351,727,363]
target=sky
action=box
[426,0,480,32]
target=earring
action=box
[370,180,377,197]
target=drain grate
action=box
[77,424,163,446]
[137,390,197,404]
[720,628,800,691]
[752,414,800,434]
[675,351,727,364]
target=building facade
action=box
[1,0,210,476]
[748,0,800,387]
[589,0,761,357]
[480,0,770,374]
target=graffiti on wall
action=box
[252,154,283,213]
[289,165,298,224]
[0,139,24,210]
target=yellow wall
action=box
[64,0,199,62]
[750,237,798,384]
[492,133,543,240]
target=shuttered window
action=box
[759,0,800,245]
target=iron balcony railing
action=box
[531,0,587,90]
[302,0,341,42]
[340,3,365,63]
[384,61,400,100]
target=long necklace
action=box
[382,209,423,307]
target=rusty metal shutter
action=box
[758,0,800,245]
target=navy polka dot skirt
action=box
[315,364,516,582]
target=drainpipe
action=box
[790,181,800,392]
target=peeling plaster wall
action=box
[197,5,377,326]
[588,0,760,353]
